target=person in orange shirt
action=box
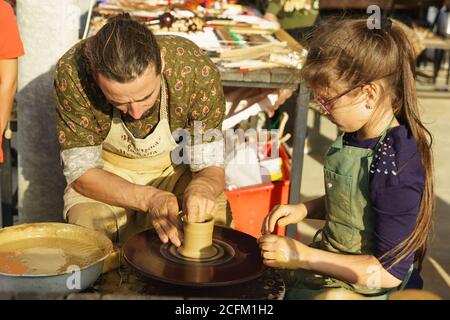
[0,0,24,163]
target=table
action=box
[0,266,284,300]
[421,36,450,90]
[67,265,285,300]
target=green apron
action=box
[283,117,413,299]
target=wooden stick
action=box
[220,42,287,60]
[279,133,291,145]
[277,112,289,140]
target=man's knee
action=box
[66,203,119,242]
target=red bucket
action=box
[225,144,291,239]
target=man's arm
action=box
[71,168,151,212]
[189,166,225,199]
[72,168,182,246]
[0,59,18,134]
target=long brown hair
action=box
[84,13,161,82]
[302,18,434,271]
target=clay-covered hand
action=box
[145,188,181,247]
[261,203,307,235]
[183,185,217,223]
[257,234,312,269]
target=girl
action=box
[258,17,434,299]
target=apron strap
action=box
[159,76,169,121]
[312,229,323,243]
[328,133,345,150]
[329,115,396,151]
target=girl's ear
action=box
[362,82,382,107]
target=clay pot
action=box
[177,217,217,259]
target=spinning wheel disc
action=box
[123,226,267,287]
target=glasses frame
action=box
[314,84,364,114]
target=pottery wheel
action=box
[123,226,267,287]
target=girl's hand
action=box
[257,234,312,269]
[261,203,307,235]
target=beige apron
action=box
[63,78,190,243]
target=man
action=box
[54,14,226,246]
[0,0,24,162]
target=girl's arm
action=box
[259,235,402,289]
[296,198,401,287]
[305,247,402,288]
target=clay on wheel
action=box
[177,217,217,259]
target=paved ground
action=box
[289,92,450,299]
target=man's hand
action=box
[182,167,224,223]
[183,185,217,223]
[143,188,182,247]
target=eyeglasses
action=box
[314,85,364,114]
